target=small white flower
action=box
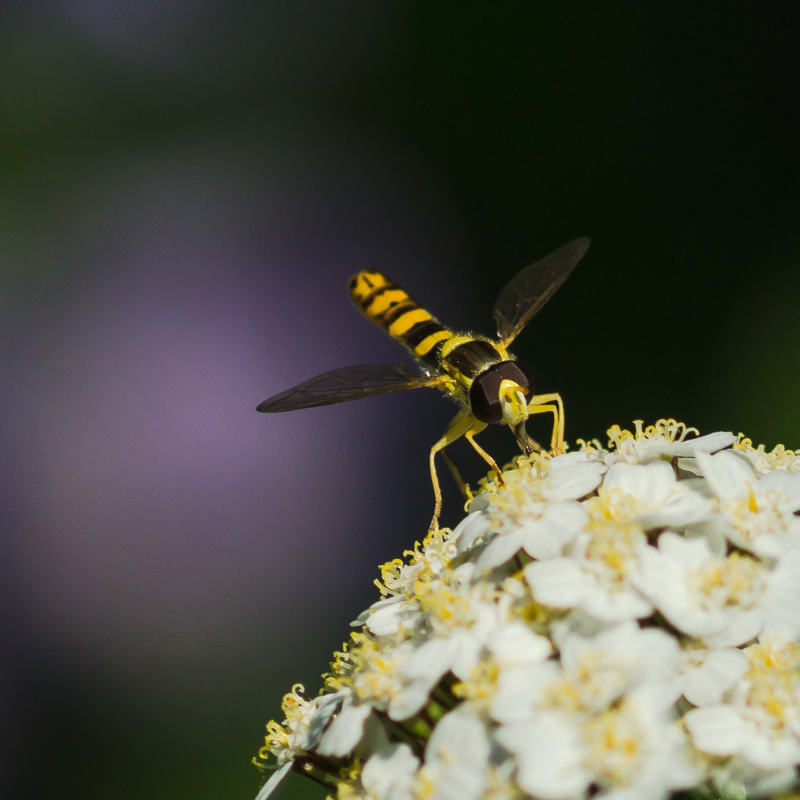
[475,455,604,568]
[255,686,351,798]
[497,684,699,800]
[734,437,800,475]
[396,586,507,719]
[634,532,800,647]
[685,637,800,770]
[522,462,710,624]
[605,419,736,466]
[491,622,680,724]
[478,500,588,568]
[346,640,422,721]
[524,518,653,623]
[601,461,712,529]
[374,529,459,597]
[697,449,800,557]
[357,595,423,637]
[262,685,340,765]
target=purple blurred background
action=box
[0,5,471,798]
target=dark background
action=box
[1,2,799,798]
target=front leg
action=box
[526,392,565,454]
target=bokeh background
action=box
[1,2,799,798]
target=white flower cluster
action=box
[255,421,800,800]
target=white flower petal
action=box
[389,681,433,721]
[685,520,728,557]
[365,597,421,637]
[453,511,491,553]
[423,711,489,800]
[491,662,558,723]
[477,528,525,570]
[704,612,766,650]
[362,743,419,800]
[544,462,606,501]
[255,761,294,800]
[677,457,703,476]
[603,460,674,502]
[306,691,347,748]
[696,449,755,502]
[524,558,584,608]
[522,501,587,560]
[638,491,712,529]
[450,632,484,680]
[402,637,456,681]
[662,431,737,456]
[685,705,746,754]
[548,450,605,469]
[577,580,654,623]
[740,765,799,798]
[496,714,589,800]
[317,700,372,757]
[487,621,551,666]
[762,550,800,640]
[360,711,392,758]
[683,648,749,707]
[744,735,800,771]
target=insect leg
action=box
[464,425,505,486]
[429,408,477,531]
[441,449,472,502]
[526,392,565,454]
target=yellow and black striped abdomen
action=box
[348,269,454,366]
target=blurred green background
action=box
[1,2,799,799]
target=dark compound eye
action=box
[469,367,503,424]
[469,361,536,424]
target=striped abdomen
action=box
[349,270,455,367]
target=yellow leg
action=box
[429,408,479,530]
[464,428,503,484]
[527,392,565,454]
[441,449,472,502]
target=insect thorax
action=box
[439,337,506,383]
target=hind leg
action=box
[429,408,479,530]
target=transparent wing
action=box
[257,363,439,413]
[492,237,590,346]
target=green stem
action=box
[374,710,426,757]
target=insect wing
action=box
[492,237,590,346]
[257,363,438,413]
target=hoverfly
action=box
[258,237,590,530]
